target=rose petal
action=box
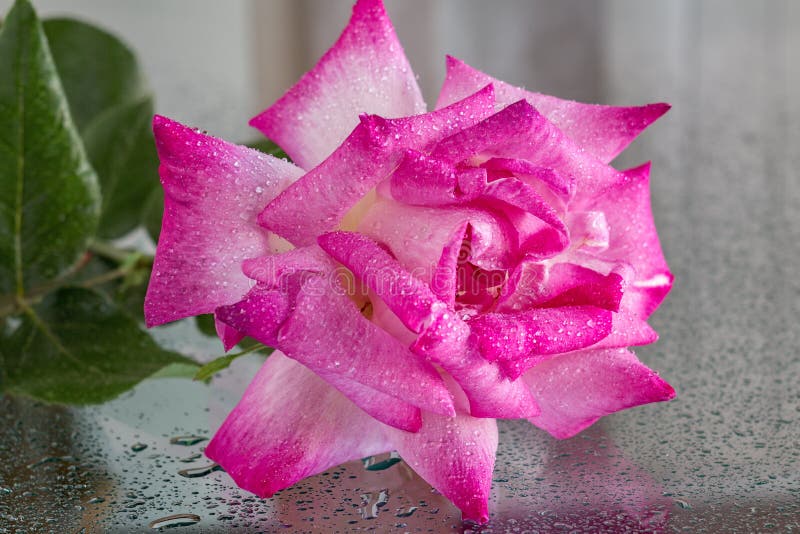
[317,371,423,432]
[566,210,611,253]
[588,311,659,350]
[469,306,613,364]
[412,311,540,419]
[241,245,335,285]
[437,56,670,164]
[144,115,303,328]
[431,221,470,306]
[214,315,245,352]
[482,177,569,253]
[259,86,497,246]
[318,231,537,419]
[318,231,439,333]
[388,391,498,523]
[205,352,391,497]
[359,198,515,285]
[523,348,675,439]
[589,162,673,318]
[497,261,624,313]
[387,150,487,205]
[216,274,456,421]
[481,157,575,202]
[431,100,625,207]
[249,0,425,171]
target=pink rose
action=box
[144,0,675,523]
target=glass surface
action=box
[2,0,799,532]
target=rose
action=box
[144,0,675,523]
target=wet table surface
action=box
[2,1,799,532]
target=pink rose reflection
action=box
[144,0,675,523]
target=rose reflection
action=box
[262,419,672,531]
[490,421,671,531]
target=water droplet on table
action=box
[147,513,201,530]
[27,455,76,469]
[674,498,692,510]
[395,506,417,518]
[363,451,402,471]
[359,489,389,519]
[169,435,208,446]
[177,463,222,478]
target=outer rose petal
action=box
[250,0,425,170]
[216,275,455,422]
[589,162,673,318]
[144,115,303,328]
[589,311,659,350]
[388,385,498,523]
[205,352,391,497]
[317,372,423,432]
[437,56,670,164]
[259,86,497,246]
[523,348,675,439]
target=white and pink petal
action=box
[388,400,498,523]
[250,0,426,171]
[205,352,391,497]
[144,115,303,328]
[524,348,675,439]
[437,56,670,164]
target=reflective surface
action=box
[2,0,799,532]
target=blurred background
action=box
[0,0,664,142]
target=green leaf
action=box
[142,185,163,243]
[83,97,160,238]
[42,17,148,132]
[44,18,158,239]
[0,287,196,404]
[193,344,272,382]
[0,0,100,297]
[245,138,290,161]
[150,361,200,380]
[194,312,219,337]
